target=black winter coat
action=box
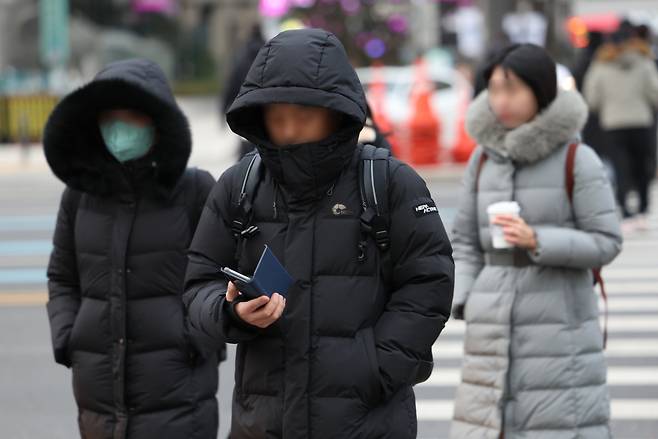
[184,29,454,439]
[44,59,219,439]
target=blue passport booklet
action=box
[221,246,293,299]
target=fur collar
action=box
[465,90,588,164]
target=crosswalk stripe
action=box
[415,400,453,421]
[0,268,46,284]
[609,399,658,420]
[421,367,658,386]
[600,268,658,280]
[0,216,55,232]
[603,317,658,332]
[441,316,658,335]
[605,283,658,294]
[615,240,658,249]
[415,399,658,421]
[0,240,51,256]
[596,297,658,311]
[432,339,658,359]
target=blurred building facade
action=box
[1,0,657,94]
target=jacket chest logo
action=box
[332,203,353,216]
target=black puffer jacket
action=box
[184,29,454,439]
[44,59,219,439]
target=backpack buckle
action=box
[240,225,260,239]
[374,229,390,251]
[360,209,390,251]
[231,219,244,237]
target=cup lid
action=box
[487,201,521,215]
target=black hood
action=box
[226,29,367,203]
[226,28,367,148]
[44,58,191,196]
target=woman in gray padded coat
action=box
[450,44,623,438]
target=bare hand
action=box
[492,214,537,250]
[226,281,286,329]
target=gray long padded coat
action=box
[449,90,623,439]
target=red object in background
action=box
[452,88,476,163]
[407,58,441,166]
[368,63,404,158]
[566,13,620,48]
[576,13,621,33]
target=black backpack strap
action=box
[358,144,391,261]
[231,152,263,263]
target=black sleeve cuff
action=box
[222,296,264,334]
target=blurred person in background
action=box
[43,59,220,439]
[635,24,658,197]
[573,32,609,160]
[358,103,393,151]
[584,30,658,233]
[450,44,622,439]
[222,24,265,160]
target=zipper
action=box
[306,212,318,438]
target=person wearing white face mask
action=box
[43,59,220,439]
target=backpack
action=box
[474,143,609,347]
[230,144,393,270]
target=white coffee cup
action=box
[487,201,521,249]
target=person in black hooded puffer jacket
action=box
[44,58,220,439]
[184,29,455,439]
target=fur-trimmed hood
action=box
[44,59,191,197]
[465,90,588,164]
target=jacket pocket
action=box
[66,312,83,360]
[61,339,74,368]
[360,327,383,406]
